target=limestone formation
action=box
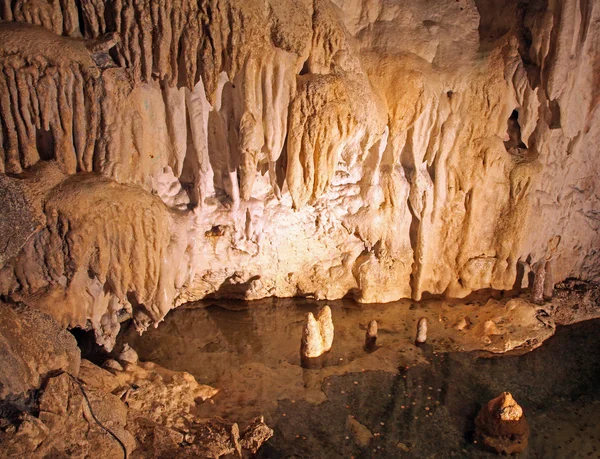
[0,345,271,458]
[0,0,597,354]
[117,343,139,366]
[240,416,275,456]
[365,319,378,349]
[475,392,530,454]
[543,261,555,300]
[102,359,124,374]
[532,261,547,304]
[0,301,80,400]
[2,1,596,456]
[416,317,428,344]
[301,306,334,359]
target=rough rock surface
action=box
[0,301,80,401]
[0,354,271,458]
[550,279,600,325]
[0,0,598,341]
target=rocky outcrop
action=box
[0,301,80,401]
[550,278,600,325]
[0,0,598,341]
[0,164,200,351]
[0,301,230,458]
[0,351,271,458]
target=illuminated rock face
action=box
[0,0,599,342]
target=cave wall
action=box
[0,0,598,347]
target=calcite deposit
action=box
[0,1,598,456]
[475,392,530,454]
[301,305,334,359]
[415,317,428,344]
[0,0,598,343]
[0,301,271,458]
[364,319,378,349]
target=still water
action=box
[122,298,600,458]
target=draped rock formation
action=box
[0,0,598,343]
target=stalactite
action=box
[0,23,101,175]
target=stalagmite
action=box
[416,317,428,344]
[365,319,378,349]
[543,261,554,300]
[301,306,334,359]
[532,261,546,304]
[475,392,529,454]
[245,208,253,241]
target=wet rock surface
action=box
[124,297,600,458]
[0,307,272,459]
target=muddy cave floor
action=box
[92,297,600,458]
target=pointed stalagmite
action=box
[301,305,334,359]
[317,306,334,352]
[416,317,428,343]
[475,392,529,454]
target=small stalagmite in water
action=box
[301,305,334,359]
[475,392,529,454]
[416,317,428,343]
[365,320,378,349]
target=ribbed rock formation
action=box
[0,0,598,342]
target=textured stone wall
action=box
[0,0,598,345]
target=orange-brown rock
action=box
[475,392,530,454]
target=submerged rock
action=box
[475,392,529,454]
[301,306,334,359]
[347,416,373,447]
[240,416,274,456]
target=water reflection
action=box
[122,299,600,458]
